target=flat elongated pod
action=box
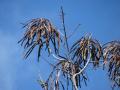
[103,41,120,88]
[18,18,61,61]
[70,35,102,67]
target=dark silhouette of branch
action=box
[60,6,69,53]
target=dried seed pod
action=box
[103,41,120,88]
[18,18,61,61]
[42,58,88,90]
[70,35,102,67]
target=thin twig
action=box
[60,6,69,53]
[57,29,64,37]
[52,53,65,61]
[67,24,81,39]
[72,54,91,90]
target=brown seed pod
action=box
[70,35,102,67]
[103,41,120,88]
[42,59,87,90]
[18,18,61,61]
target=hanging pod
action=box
[18,18,61,61]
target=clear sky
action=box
[0,0,120,90]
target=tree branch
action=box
[60,6,69,53]
[72,55,91,90]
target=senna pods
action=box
[18,18,61,61]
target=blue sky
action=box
[0,0,120,90]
